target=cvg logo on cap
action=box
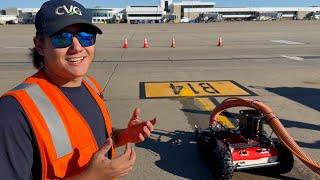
[55,5,82,16]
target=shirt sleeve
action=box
[0,96,40,180]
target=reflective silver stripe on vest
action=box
[12,83,73,158]
[83,76,99,94]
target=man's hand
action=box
[80,137,136,180]
[127,108,158,143]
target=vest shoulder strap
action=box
[83,75,104,99]
[8,82,73,158]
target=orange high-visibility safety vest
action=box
[3,70,115,179]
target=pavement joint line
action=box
[94,56,283,63]
[102,64,118,95]
[121,31,136,59]
[120,49,127,59]
[129,31,135,41]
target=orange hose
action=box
[209,97,320,175]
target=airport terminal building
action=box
[126,5,164,24]
[1,0,320,24]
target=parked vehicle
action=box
[180,17,190,23]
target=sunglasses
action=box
[50,32,96,48]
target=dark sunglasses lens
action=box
[51,33,72,48]
[77,32,96,47]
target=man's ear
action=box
[33,37,45,56]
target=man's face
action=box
[41,24,95,85]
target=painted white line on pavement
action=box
[281,55,304,61]
[271,40,305,45]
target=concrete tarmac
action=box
[0,21,319,179]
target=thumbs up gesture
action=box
[126,108,158,143]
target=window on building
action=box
[128,14,162,17]
[165,1,170,13]
[91,9,110,17]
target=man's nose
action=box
[69,36,83,52]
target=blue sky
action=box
[1,0,320,9]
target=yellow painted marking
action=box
[144,81,250,98]
[180,87,195,96]
[218,113,235,128]
[194,98,214,111]
[195,98,235,128]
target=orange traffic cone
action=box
[171,37,176,48]
[143,38,149,48]
[217,36,223,47]
[123,38,128,48]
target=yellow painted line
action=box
[194,98,235,128]
[194,98,213,111]
[143,81,253,98]
[217,113,235,128]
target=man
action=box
[0,0,158,179]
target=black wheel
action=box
[274,141,294,174]
[195,129,215,156]
[195,129,208,152]
[209,141,234,180]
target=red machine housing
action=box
[195,109,294,179]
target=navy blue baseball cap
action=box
[35,0,102,37]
